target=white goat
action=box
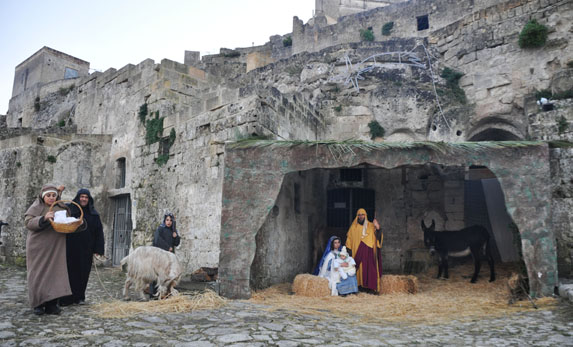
[121,246,182,301]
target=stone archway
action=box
[219,141,556,299]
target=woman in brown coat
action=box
[24,184,74,315]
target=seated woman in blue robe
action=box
[315,236,358,296]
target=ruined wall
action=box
[295,0,500,55]
[528,99,573,277]
[11,47,89,99]
[431,0,572,139]
[0,134,111,263]
[315,0,406,20]
[251,169,327,289]
[550,146,573,277]
[7,78,79,128]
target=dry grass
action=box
[248,263,559,324]
[92,290,226,318]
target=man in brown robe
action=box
[345,208,383,293]
[24,184,72,315]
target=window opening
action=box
[64,67,78,79]
[417,15,429,31]
[116,158,126,188]
[340,168,362,182]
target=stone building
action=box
[0,0,571,299]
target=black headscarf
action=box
[72,188,99,216]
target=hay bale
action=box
[190,267,218,282]
[380,275,419,294]
[507,272,530,304]
[292,274,330,297]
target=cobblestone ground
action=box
[1,264,572,346]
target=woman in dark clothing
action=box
[153,213,180,253]
[60,188,104,306]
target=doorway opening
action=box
[111,194,132,265]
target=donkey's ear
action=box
[430,219,435,229]
[421,219,427,230]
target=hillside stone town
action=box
[0,0,572,329]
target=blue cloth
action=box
[337,275,358,295]
[313,236,341,275]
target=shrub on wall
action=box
[47,155,57,163]
[535,88,573,101]
[145,112,164,145]
[155,154,169,166]
[382,22,394,36]
[518,19,548,49]
[441,67,467,104]
[169,128,176,146]
[138,103,148,123]
[360,28,374,42]
[368,120,385,139]
[283,36,292,47]
[557,116,568,135]
[58,85,75,96]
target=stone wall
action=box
[295,0,501,55]
[220,142,555,299]
[431,0,573,139]
[529,99,573,277]
[7,78,80,128]
[251,169,327,289]
[12,47,89,99]
[0,134,111,263]
[315,0,406,21]
[550,147,573,277]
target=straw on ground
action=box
[92,290,226,318]
[248,263,558,324]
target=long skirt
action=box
[354,242,382,292]
[337,275,358,295]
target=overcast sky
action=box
[0,0,315,114]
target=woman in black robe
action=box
[60,188,104,306]
[153,212,180,252]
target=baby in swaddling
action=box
[53,210,80,224]
[333,246,356,279]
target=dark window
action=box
[159,138,171,156]
[23,68,29,90]
[417,15,429,31]
[327,188,375,227]
[294,183,301,214]
[116,158,126,188]
[340,168,362,182]
[64,67,78,79]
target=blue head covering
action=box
[313,235,341,275]
[160,212,177,231]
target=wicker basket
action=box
[49,200,84,234]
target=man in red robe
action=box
[345,208,383,293]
